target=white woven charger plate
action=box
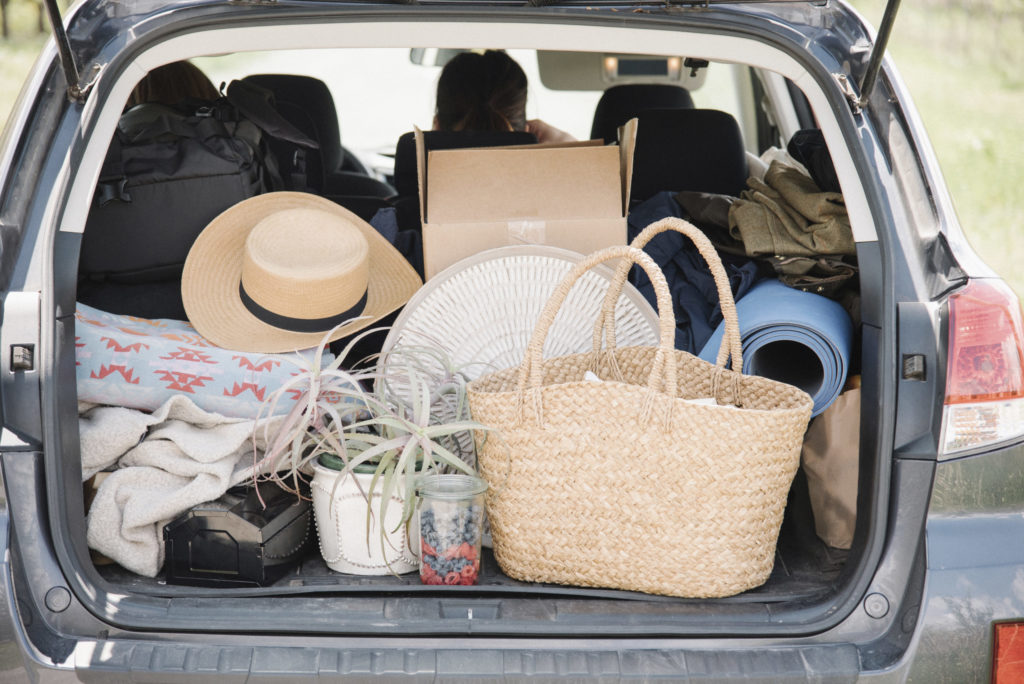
[379,245,661,384]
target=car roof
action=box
[53,0,876,100]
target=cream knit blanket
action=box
[80,395,281,577]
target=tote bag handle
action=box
[593,216,744,371]
[516,245,678,400]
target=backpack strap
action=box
[226,79,319,192]
[225,80,318,149]
[94,134,131,206]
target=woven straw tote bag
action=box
[467,218,814,598]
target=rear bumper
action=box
[3,442,1021,682]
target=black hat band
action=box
[239,283,368,334]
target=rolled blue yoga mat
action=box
[697,278,853,417]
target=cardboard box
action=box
[417,120,636,279]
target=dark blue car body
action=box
[1,0,1022,680]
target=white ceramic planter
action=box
[310,459,419,575]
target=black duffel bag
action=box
[78,81,317,320]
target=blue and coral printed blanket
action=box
[75,302,338,419]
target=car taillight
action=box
[941,279,1024,457]
[993,622,1024,683]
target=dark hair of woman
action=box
[127,61,221,109]
[435,50,528,133]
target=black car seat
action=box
[590,84,695,145]
[629,108,749,204]
[241,74,395,198]
[390,129,538,232]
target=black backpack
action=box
[78,81,317,321]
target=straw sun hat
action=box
[182,192,421,353]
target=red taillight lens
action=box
[942,279,1024,456]
[993,622,1024,683]
[947,279,1024,404]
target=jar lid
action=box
[415,473,488,500]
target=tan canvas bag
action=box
[801,382,860,549]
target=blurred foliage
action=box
[0,0,48,129]
[0,0,49,39]
[851,0,1024,295]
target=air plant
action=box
[251,324,490,563]
[375,336,483,469]
[250,325,376,502]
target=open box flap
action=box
[415,126,428,223]
[620,117,638,213]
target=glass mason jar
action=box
[416,474,488,586]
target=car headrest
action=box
[630,108,749,203]
[392,130,538,198]
[242,74,343,172]
[590,84,695,145]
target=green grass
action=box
[0,2,48,131]
[1,2,1021,294]
[851,0,1024,295]
[0,36,46,124]
[902,55,1024,294]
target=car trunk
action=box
[25,7,901,639]
[72,242,869,637]
[92,468,850,603]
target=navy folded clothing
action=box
[629,192,764,354]
[698,278,852,416]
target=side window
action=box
[786,77,816,129]
[749,67,782,153]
